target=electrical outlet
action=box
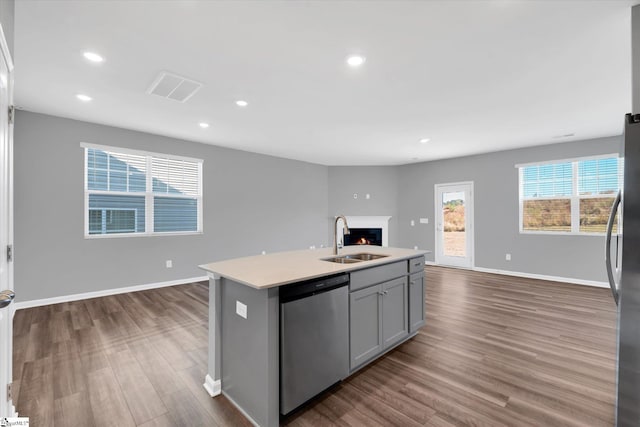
[414,245,418,250]
[365,193,371,199]
[261,251,266,255]
[236,301,247,319]
[505,253,511,261]
[165,260,172,268]
[410,220,415,226]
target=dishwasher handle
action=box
[280,273,349,303]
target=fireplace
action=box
[341,216,391,247]
[344,228,383,246]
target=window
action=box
[518,155,623,234]
[83,143,203,237]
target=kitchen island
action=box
[199,245,428,426]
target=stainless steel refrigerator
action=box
[606,113,640,426]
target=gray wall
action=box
[14,110,623,302]
[397,136,623,283]
[328,166,399,247]
[0,0,13,59]
[634,5,640,113]
[14,111,329,302]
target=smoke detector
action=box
[147,71,203,103]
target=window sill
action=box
[84,231,204,239]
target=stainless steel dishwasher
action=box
[280,273,349,415]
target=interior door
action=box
[435,182,474,268]
[0,25,15,417]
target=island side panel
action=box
[205,273,222,395]
[221,278,279,427]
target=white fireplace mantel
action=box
[343,215,392,247]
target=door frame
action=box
[434,181,474,269]
[0,21,14,417]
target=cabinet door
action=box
[350,284,383,370]
[409,272,426,333]
[382,277,408,349]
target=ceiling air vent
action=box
[147,71,203,103]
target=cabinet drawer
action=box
[350,261,406,292]
[408,256,425,273]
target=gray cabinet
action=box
[409,271,425,333]
[350,261,406,292]
[382,277,408,348]
[350,276,408,370]
[350,284,383,369]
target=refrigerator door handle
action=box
[605,190,622,305]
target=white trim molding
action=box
[344,216,392,247]
[13,275,209,310]
[203,374,221,397]
[472,266,608,288]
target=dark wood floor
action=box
[12,282,251,427]
[13,266,618,426]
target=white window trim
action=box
[82,143,204,238]
[517,154,622,236]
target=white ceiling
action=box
[13,0,638,166]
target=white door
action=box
[0,24,15,417]
[435,182,474,268]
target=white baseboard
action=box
[14,275,209,310]
[203,374,221,397]
[472,266,608,288]
[424,260,437,266]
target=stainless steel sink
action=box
[343,253,389,261]
[323,256,362,264]
[322,253,389,263]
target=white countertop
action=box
[199,245,429,289]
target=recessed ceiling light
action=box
[419,138,430,144]
[199,122,209,129]
[235,100,249,107]
[83,51,104,63]
[76,94,92,102]
[346,55,366,67]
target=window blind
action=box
[518,155,622,234]
[84,145,203,237]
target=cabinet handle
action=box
[378,290,388,296]
[414,262,421,268]
[410,281,416,285]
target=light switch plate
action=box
[236,301,247,319]
[419,218,429,224]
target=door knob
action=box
[0,289,15,309]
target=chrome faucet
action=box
[333,215,350,255]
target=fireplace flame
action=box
[357,237,370,245]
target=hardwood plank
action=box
[160,388,220,427]
[107,347,168,425]
[54,392,95,427]
[138,414,178,427]
[12,269,616,426]
[86,367,136,427]
[127,338,188,397]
